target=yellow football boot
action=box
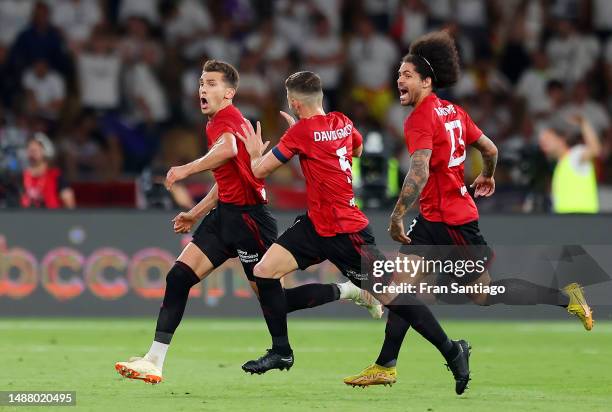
[563,282,594,331]
[343,364,397,388]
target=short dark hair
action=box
[402,31,460,89]
[203,59,239,89]
[548,115,582,147]
[285,71,323,95]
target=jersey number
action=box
[336,146,352,183]
[445,120,466,168]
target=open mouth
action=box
[398,87,409,100]
[200,97,208,110]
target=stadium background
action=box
[1,2,611,411]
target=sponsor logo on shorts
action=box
[237,250,259,264]
[346,269,368,281]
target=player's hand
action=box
[388,218,411,245]
[279,111,296,127]
[470,174,495,198]
[172,211,197,233]
[165,165,190,190]
[236,120,270,159]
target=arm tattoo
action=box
[391,149,431,221]
[472,135,498,178]
[481,152,497,178]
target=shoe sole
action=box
[242,364,293,375]
[115,363,162,384]
[344,379,396,388]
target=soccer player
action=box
[235,71,472,394]
[114,60,381,385]
[344,31,594,388]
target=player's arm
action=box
[573,115,602,161]
[469,134,498,198]
[353,144,363,157]
[172,184,218,233]
[165,133,238,189]
[235,120,285,179]
[389,149,432,244]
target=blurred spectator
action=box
[559,80,611,138]
[22,59,66,121]
[348,17,399,121]
[183,20,240,65]
[303,13,344,110]
[77,29,121,111]
[469,92,512,140]
[498,17,531,85]
[7,1,72,77]
[245,18,290,91]
[118,16,163,67]
[160,0,212,47]
[20,134,75,209]
[234,52,271,122]
[181,60,205,125]
[390,0,429,51]
[362,0,392,32]
[0,0,34,46]
[515,49,555,116]
[51,0,103,53]
[275,0,313,49]
[0,43,15,107]
[539,114,601,213]
[592,0,612,39]
[59,110,109,181]
[123,58,169,125]
[453,55,511,99]
[119,0,160,25]
[426,0,452,27]
[545,18,600,85]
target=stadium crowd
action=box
[0,0,611,212]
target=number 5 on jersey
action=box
[336,146,352,183]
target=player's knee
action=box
[253,261,277,279]
[166,262,200,289]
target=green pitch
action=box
[1,318,610,412]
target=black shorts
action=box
[192,202,277,280]
[275,214,386,287]
[399,214,493,284]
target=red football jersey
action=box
[404,93,483,225]
[273,112,369,237]
[205,104,267,205]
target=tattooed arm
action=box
[388,149,432,244]
[470,134,498,197]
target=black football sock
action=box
[486,279,570,307]
[376,311,410,367]
[285,284,340,313]
[154,261,201,344]
[255,276,292,356]
[386,293,456,362]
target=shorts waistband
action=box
[217,201,267,212]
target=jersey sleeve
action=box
[404,111,434,154]
[207,119,235,144]
[463,111,483,144]
[272,125,302,163]
[352,126,363,148]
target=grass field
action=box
[1,318,611,412]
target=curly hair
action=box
[403,31,460,89]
